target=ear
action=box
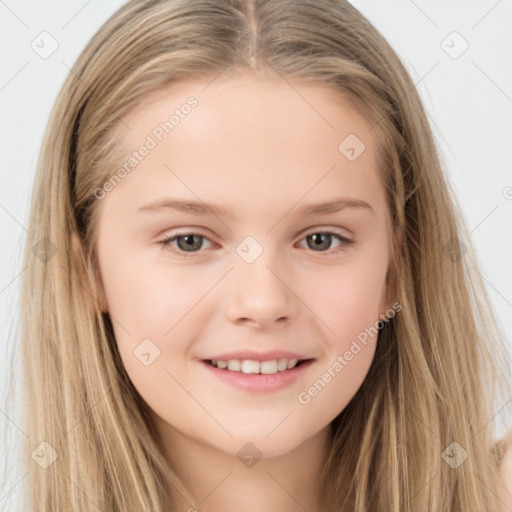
[378,226,402,319]
[498,429,512,512]
[71,232,109,313]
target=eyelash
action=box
[157,228,354,258]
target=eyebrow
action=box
[137,196,374,218]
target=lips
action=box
[206,357,312,374]
[201,357,315,393]
[201,350,313,375]
[203,350,310,362]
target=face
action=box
[94,72,394,460]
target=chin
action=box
[213,432,305,462]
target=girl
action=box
[20,0,512,510]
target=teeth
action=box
[287,358,298,369]
[210,358,301,374]
[261,360,278,374]
[277,358,288,371]
[241,360,260,374]
[227,360,242,371]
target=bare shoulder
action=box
[499,429,512,512]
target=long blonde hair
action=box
[20,0,511,510]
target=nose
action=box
[223,256,299,329]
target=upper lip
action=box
[203,350,313,362]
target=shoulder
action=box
[499,429,512,512]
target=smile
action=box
[202,358,315,393]
[207,358,308,374]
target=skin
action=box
[93,70,396,512]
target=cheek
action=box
[101,250,196,331]
[99,250,206,372]
[296,337,377,432]
[297,251,388,419]
[295,262,385,422]
[304,254,388,346]
[100,257,207,405]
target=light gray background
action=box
[1,1,511,510]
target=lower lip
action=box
[201,359,315,393]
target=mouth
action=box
[200,357,316,393]
[202,357,314,375]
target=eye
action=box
[158,231,214,256]
[157,229,354,257]
[297,230,354,254]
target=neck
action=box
[155,421,333,512]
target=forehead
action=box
[100,73,387,222]
[120,73,376,151]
